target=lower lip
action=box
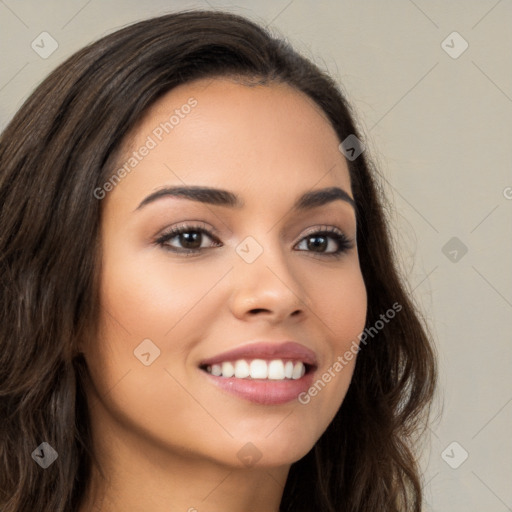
[200,369,316,405]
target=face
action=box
[84,77,367,469]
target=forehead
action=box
[105,77,352,213]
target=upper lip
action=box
[199,341,318,368]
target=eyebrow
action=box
[134,185,355,212]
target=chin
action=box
[224,429,320,469]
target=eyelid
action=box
[300,224,346,237]
[156,220,220,239]
[299,223,354,242]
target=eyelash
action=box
[154,222,354,259]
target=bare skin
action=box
[79,77,367,511]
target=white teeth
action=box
[205,359,307,380]
[292,361,305,379]
[234,360,250,378]
[211,364,222,376]
[249,359,268,379]
[268,360,285,380]
[221,361,235,378]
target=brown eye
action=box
[155,224,221,255]
[295,228,353,258]
[176,231,203,250]
[305,234,329,252]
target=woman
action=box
[0,10,437,511]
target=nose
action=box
[228,241,312,324]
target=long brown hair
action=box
[0,10,437,511]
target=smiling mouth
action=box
[199,358,314,380]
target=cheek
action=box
[299,266,367,424]
[99,247,231,338]
[87,250,233,428]
[314,264,368,349]
[84,258,224,458]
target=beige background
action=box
[1,1,511,510]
